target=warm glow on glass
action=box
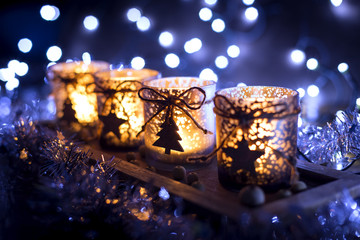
[142,77,216,170]
[95,68,159,148]
[215,86,300,191]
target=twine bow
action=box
[137,86,212,137]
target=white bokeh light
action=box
[237,82,247,87]
[199,8,213,21]
[215,55,228,69]
[136,16,151,31]
[356,98,360,108]
[127,8,141,22]
[82,52,92,65]
[307,84,320,97]
[131,56,145,70]
[290,49,306,64]
[0,68,15,81]
[211,18,225,33]
[46,46,62,62]
[164,53,180,68]
[184,38,202,54]
[306,58,319,70]
[204,0,217,6]
[18,38,32,53]
[244,7,259,21]
[5,78,19,91]
[8,60,28,77]
[338,62,349,73]
[227,45,240,58]
[243,0,255,6]
[330,0,343,7]
[83,15,99,31]
[159,31,174,47]
[40,5,60,21]
[199,68,218,82]
[296,87,306,98]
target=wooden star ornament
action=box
[99,111,127,139]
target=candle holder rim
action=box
[95,68,160,82]
[215,85,299,100]
[143,76,216,90]
[47,60,110,73]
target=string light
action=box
[131,56,145,70]
[227,45,240,58]
[46,46,62,62]
[164,53,180,68]
[244,7,259,22]
[297,87,306,98]
[199,8,213,22]
[199,68,218,81]
[290,49,305,65]
[215,55,228,69]
[306,58,319,70]
[307,84,320,97]
[83,15,99,31]
[82,52,91,65]
[17,38,32,53]
[40,5,60,21]
[330,0,343,7]
[184,38,202,54]
[338,62,349,73]
[204,0,217,6]
[243,0,255,6]
[136,16,151,31]
[127,8,142,22]
[211,18,225,33]
[159,31,174,47]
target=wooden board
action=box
[85,143,360,221]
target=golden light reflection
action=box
[216,86,300,191]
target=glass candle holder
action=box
[214,86,300,192]
[94,68,160,149]
[47,61,110,140]
[139,77,216,171]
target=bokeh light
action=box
[184,38,202,54]
[244,7,259,22]
[215,55,228,69]
[199,7,213,21]
[17,38,32,53]
[0,97,11,117]
[211,18,225,33]
[159,31,174,47]
[40,5,60,21]
[338,62,349,73]
[307,84,320,97]
[83,15,99,31]
[297,87,306,98]
[0,68,15,81]
[199,68,218,82]
[243,0,255,6]
[5,78,20,91]
[136,16,151,31]
[204,0,217,6]
[82,52,91,65]
[131,56,145,70]
[8,60,28,77]
[227,45,240,58]
[46,46,62,62]
[164,53,180,68]
[330,0,343,7]
[127,8,141,22]
[290,49,306,65]
[306,58,319,70]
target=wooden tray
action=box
[84,142,360,221]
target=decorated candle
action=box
[46,61,110,140]
[95,68,159,149]
[138,77,216,170]
[214,86,300,191]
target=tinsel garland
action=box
[298,109,360,170]
[1,104,360,239]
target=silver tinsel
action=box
[298,110,360,170]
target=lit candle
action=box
[95,68,160,149]
[139,77,216,170]
[214,86,300,191]
[47,61,110,140]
